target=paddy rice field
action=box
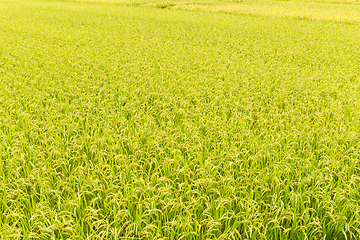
[1,0,360,238]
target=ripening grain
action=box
[1,0,360,239]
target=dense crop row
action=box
[1,0,360,239]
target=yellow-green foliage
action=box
[1,0,360,239]
[68,0,360,23]
[173,1,360,24]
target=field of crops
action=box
[1,0,360,239]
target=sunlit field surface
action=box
[1,0,360,239]
[69,0,360,23]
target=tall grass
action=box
[1,0,360,239]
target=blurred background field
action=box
[64,0,360,23]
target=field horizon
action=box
[63,0,360,23]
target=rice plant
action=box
[1,0,360,239]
